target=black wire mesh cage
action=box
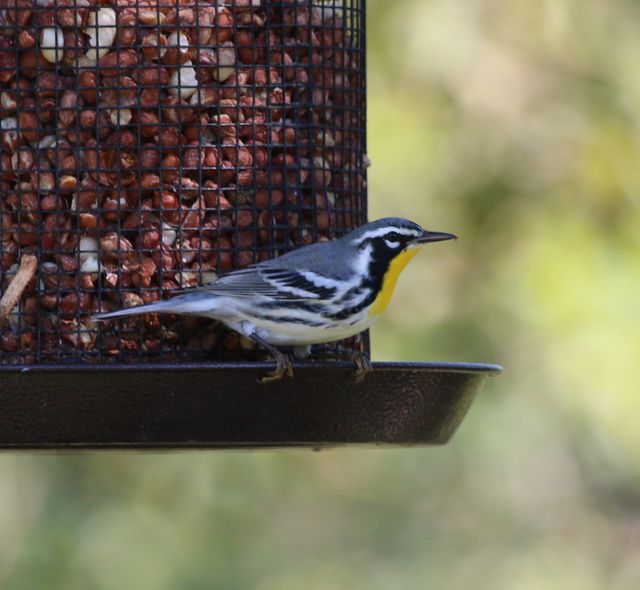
[0,0,367,365]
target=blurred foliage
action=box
[2,0,640,588]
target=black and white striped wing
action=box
[201,267,339,301]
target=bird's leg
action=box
[248,333,294,383]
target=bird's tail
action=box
[92,292,218,322]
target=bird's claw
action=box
[256,345,370,383]
[352,351,372,383]
[305,345,372,383]
[260,351,294,383]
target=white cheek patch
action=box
[353,244,372,278]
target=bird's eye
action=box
[384,232,401,248]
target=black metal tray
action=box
[0,362,501,450]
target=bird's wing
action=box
[199,267,339,301]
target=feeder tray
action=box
[0,361,501,450]
[0,1,501,449]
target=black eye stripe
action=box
[355,228,422,248]
[385,232,400,242]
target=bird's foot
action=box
[245,329,295,384]
[309,344,372,382]
[351,351,372,384]
[260,350,294,384]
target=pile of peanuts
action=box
[0,0,366,362]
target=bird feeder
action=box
[0,0,500,450]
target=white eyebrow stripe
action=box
[351,226,421,244]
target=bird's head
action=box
[349,217,456,265]
[347,218,457,315]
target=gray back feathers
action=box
[259,217,423,280]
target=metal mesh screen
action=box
[0,0,366,364]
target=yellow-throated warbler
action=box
[93,218,456,381]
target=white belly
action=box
[224,309,374,347]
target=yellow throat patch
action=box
[368,248,420,316]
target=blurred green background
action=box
[2,0,640,587]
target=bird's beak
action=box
[412,230,458,245]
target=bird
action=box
[92,217,456,382]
